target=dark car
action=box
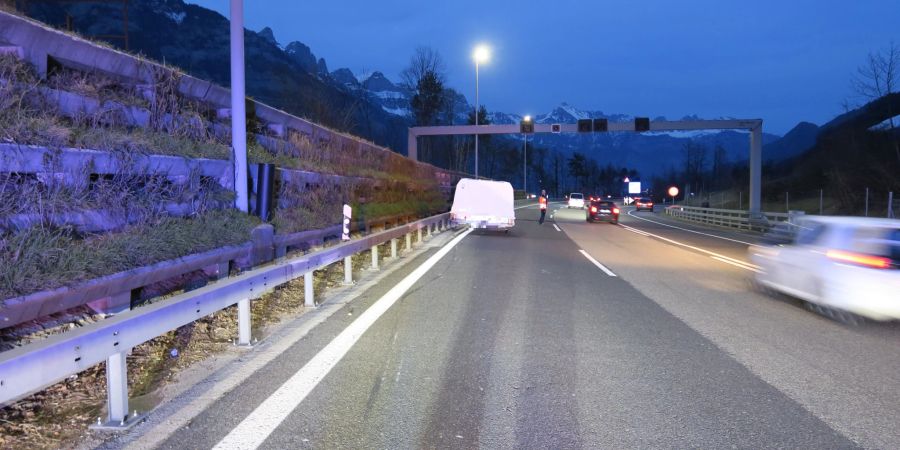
[635,197,654,212]
[587,200,620,224]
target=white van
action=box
[450,178,515,230]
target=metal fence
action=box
[0,212,451,429]
[684,189,898,218]
[665,206,804,232]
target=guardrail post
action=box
[343,256,353,285]
[371,244,379,270]
[417,227,423,244]
[390,238,398,258]
[406,232,412,250]
[237,298,251,346]
[304,271,314,307]
[426,223,432,238]
[106,351,129,425]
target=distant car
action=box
[635,197,654,211]
[568,192,585,209]
[749,216,900,322]
[587,200,620,224]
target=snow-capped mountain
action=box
[359,72,412,117]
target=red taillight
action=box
[590,206,598,213]
[826,250,892,269]
[613,208,620,214]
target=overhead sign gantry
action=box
[408,117,764,216]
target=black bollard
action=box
[255,163,276,221]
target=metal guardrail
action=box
[665,205,803,232]
[0,212,450,428]
[0,212,419,330]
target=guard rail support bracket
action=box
[390,238,398,259]
[370,245,379,271]
[237,298,252,347]
[343,256,354,285]
[304,271,314,307]
[89,350,143,431]
[405,232,412,251]
[417,228,423,244]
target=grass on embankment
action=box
[0,210,260,300]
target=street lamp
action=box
[473,44,490,178]
[522,115,531,193]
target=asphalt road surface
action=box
[124,203,900,449]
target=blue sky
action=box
[189,0,899,135]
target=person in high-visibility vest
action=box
[538,190,548,224]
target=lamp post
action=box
[522,115,532,194]
[230,0,248,213]
[473,45,490,178]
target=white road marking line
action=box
[711,256,761,272]
[624,227,651,237]
[552,224,561,232]
[579,250,617,277]
[626,209,759,247]
[213,228,474,450]
[620,224,762,271]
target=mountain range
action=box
[20,0,824,179]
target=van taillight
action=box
[590,206,598,213]
[613,208,620,214]
[826,250,892,269]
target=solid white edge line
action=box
[553,224,561,232]
[620,223,761,271]
[626,209,759,247]
[213,228,474,450]
[578,249,617,277]
[710,256,761,272]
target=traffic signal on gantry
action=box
[520,116,534,133]
[577,119,593,132]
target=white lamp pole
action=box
[472,45,490,179]
[523,132,527,193]
[230,0,248,212]
[474,60,479,178]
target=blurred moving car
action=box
[450,178,515,231]
[749,216,900,322]
[568,192,585,209]
[635,197,654,211]
[587,200,620,224]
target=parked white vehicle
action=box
[568,192,585,209]
[449,178,515,231]
[749,216,900,321]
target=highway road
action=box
[111,203,900,449]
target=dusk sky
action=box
[189,0,900,135]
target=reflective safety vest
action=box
[539,196,548,210]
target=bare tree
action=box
[400,47,447,90]
[852,41,899,163]
[852,41,899,102]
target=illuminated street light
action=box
[473,44,490,178]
